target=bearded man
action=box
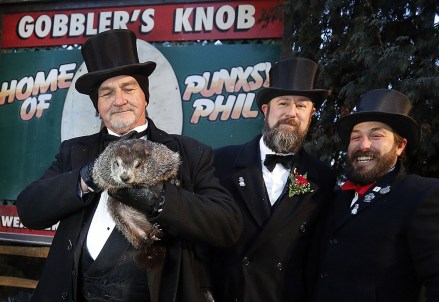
[210,57,336,302]
[310,89,439,302]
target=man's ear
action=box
[261,104,269,117]
[396,138,408,156]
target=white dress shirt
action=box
[259,137,293,206]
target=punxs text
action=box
[183,62,270,124]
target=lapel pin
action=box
[351,192,359,205]
[351,203,359,215]
[238,177,245,187]
[363,193,375,202]
[379,186,391,194]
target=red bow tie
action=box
[341,180,374,197]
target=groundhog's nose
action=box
[120,173,130,182]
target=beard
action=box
[262,117,307,153]
[345,146,398,185]
[107,107,137,132]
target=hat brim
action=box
[337,112,420,153]
[75,62,156,94]
[256,87,329,111]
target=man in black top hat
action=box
[211,57,336,302]
[310,89,439,302]
[16,29,242,302]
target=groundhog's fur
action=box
[92,139,181,250]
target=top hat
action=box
[255,57,329,111]
[75,29,156,95]
[337,89,420,153]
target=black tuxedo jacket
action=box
[311,164,439,302]
[211,135,336,302]
[16,118,242,302]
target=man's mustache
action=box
[275,117,300,127]
[111,107,133,114]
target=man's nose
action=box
[285,104,298,117]
[113,90,127,105]
[357,136,372,150]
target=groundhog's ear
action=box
[115,144,130,156]
[132,142,151,157]
[143,148,151,157]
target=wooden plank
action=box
[0,245,49,258]
[0,245,48,288]
[0,276,38,289]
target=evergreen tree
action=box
[269,0,439,179]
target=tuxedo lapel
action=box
[232,168,270,226]
[146,118,177,150]
[274,154,318,208]
[70,132,102,295]
[274,151,321,219]
[334,165,406,231]
[330,190,352,232]
[231,138,271,227]
[71,132,102,168]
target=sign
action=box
[0,41,281,201]
[2,0,283,48]
[0,205,56,245]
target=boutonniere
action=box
[288,168,314,197]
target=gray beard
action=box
[262,120,306,154]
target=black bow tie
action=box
[264,154,295,172]
[102,130,147,148]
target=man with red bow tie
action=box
[311,89,439,302]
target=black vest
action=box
[78,221,151,301]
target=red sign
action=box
[2,0,283,48]
[0,206,55,245]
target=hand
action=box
[79,160,101,193]
[109,183,165,217]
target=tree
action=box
[269,0,439,179]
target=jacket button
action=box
[242,257,250,266]
[320,272,328,278]
[61,291,69,300]
[329,238,338,245]
[276,262,283,271]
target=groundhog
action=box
[92,138,181,250]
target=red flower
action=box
[295,174,308,186]
[288,168,314,197]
